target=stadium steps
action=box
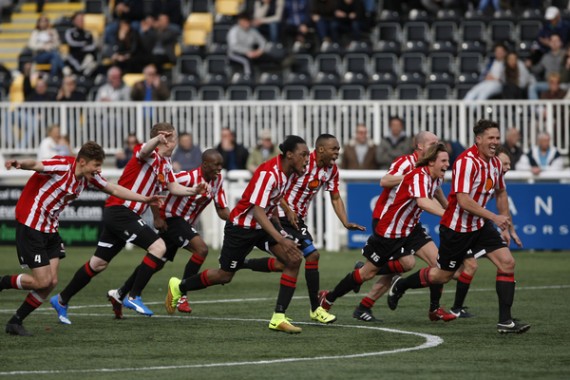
[21,2,84,12]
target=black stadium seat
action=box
[283,85,309,100]
[254,85,280,100]
[339,85,365,100]
[198,85,224,101]
[367,84,393,100]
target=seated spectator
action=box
[253,0,284,43]
[334,0,363,43]
[464,43,507,101]
[443,140,465,167]
[107,17,142,73]
[27,15,64,77]
[530,6,570,65]
[527,34,564,100]
[376,116,414,169]
[64,12,97,77]
[130,63,170,101]
[246,129,280,173]
[516,132,565,174]
[172,132,202,172]
[116,133,139,168]
[104,0,145,46]
[341,123,378,169]
[140,14,179,68]
[311,0,338,44]
[37,124,62,160]
[57,134,73,156]
[502,127,523,168]
[502,52,532,99]
[216,127,249,171]
[95,66,131,101]
[559,45,570,84]
[282,0,312,48]
[23,74,54,102]
[541,72,566,100]
[56,75,87,101]
[227,12,279,77]
[151,0,183,33]
[478,0,501,13]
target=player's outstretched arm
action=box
[103,182,164,206]
[139,131,172,160]
[330,192,365,231]
[167,181,209,197]
[253,205,302,259]
[417,197,446,217]
[380,173,404,189]
[5,159,44,172]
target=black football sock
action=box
[242,257,279,272]
[376,259,404,275]
[452,271,473,310]
[304,260,319,311]
[183,254,206,278]
[8,291,44,324]
[328,270,363,303]
[429,284,444,312]
[179,270,211,292]
[0,275,23,290]
[496,271,515,322]
[60,261,100,305]
[275,274,297,313]
[128,254,164,298]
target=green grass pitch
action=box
[0,246,569,379]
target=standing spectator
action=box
[464,43,507,101]
[37,124,62,160]
[502,127,523,168]
[341,123,378,169]
[311,0,338,44]
[115,133,139,168]
[502,52,532,100]
[253,0,284,43]
[95,66,131,102]
[527,34,564,100]
[334,0,363,43]
[107,17,141,73]
[64,12,97,77]
[246,129,280,173]
[216,128,249,171]
[282,0,312,48]
[172,132,202,172]
[376,116,414,169]
[516,132,565,174]
[56,75,86,101]
[27,15,64,77]
[130,63,170,101]
[530,6,570,65]
[140,14,179,68]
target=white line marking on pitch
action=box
[0,314,443,376]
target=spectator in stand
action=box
[502,51,532,99]
[27,15,64,77]
[172,132,202,172]
[64,12,97,77]
[376,116,414,169]
[527,34,565,100]
[311,0,338,44]
[140,14,179,68]
[341,123,378,170]
[419,0,465,14]
[334,0,363,43]
[37,124,62,160]
[464,43,507,101]
[246,129,280,173]
[559,45,570,84]
[24,75,54,102]
[130,63,170,101]
[253,0,284,43]
[104,0,145,46]
[530,6,570,65]
[502,127,523,168]
[95,66,131,102]
[56,75,86,101]
[540,72,567,100]
[443,139,465,167]
[516,132,565,174]
[115,133,139,169]
[107,17,141,73]
[216,127,249,171]
[57,135,73,156]
[478,0,501,12]
[282,0,312,48]
[151,0,183,33]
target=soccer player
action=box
[240,134,366,324]
[352,131,454,322]
[449,144,523,318]
[165,135,310,334]
[387,119,531,334]
[50,123,208,324]
[319,143,452,321]
[0,141,162,336]
[106,149,229,318]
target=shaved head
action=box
[202,148,222,162]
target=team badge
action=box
[308,179,320,189]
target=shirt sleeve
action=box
[89,173,108,190]
[410,172,429,199]
[41,157,72,174]
[325,166,340,194]
[454,157,475,194]
[215,178,229,209]
[248,170,276,208]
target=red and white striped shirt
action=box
[372,152,418,220]
[278,151,339,219]
[441,144,505,232]
[16,156,108,233]
[375,166,441,238]
[161,167,228,224]
[229,155,290,229]
[106,143,175,215]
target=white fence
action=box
[1,100,569,156]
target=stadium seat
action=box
[84,14,105,40]
[190,0,211,12]
[436,9,459,22]
[205,55,229,76]
[374,40,401,55]
[344,53,370,75]
[369,72,398,87]
[464,9,488,22]
[397,84,423,100]
[367,84,393,100]
[258,72,283,86]
[254,85,280,100]
[461,21,488,44]
[227,85,252,101]
[492,9,516,23]
[460,40,487,54]
[403,40,430,54]
[183,29,208,46]
[489,20,516,50]
[230,72,255,86]
[431,40,457,54]
[291,53,314,76]
[429,52,455,75]
[184,12,213,33]
[208,24,231,53]
[202,73,229,87]
[426,84,453,99]
[216,0,242,16]
[315,53,343,76]
[521,8,543,21]
[400,53,426,84]
[407,9,430,22]
[432,21,458,46]
[283,85,309,100]
[319,41,344,54]
[372,53,398,76]
[378,9,400,22]
[342,72,369,85]
[284,72,311,86]
[345,41,372,55]
[403,21,430,43]
[428,72,455,87]
[378,22,402,43]
[199,85,225,100]
[85,0,104,13]
[313,72,340,86]
[458,53,484,77]
[456,83,475,99]
[311,85,337,100]
[172,86,197,101]
[179,56,202,76]
[339,85,365,100]
[122,73,144,87]
[176,74,201,86]
[518,20,542,46]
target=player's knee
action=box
[360,269,375,282]
[218,271,234,284]
[501,257,516,273]
[35,274,53,289]
[195,245,208,258]
[286,254,302,268]
[463,260,478,276]
[90,257,109,272]
[399,256,416,272]
[306,251,319,262]
[148,239,166,256]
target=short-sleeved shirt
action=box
[441,144,505,233]
[160,167,228,225]
[229,155,290,229]
[278,150,339,219]
[375,166,442,239]
[105,143,176,215]
[16,156,108,233]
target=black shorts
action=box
[278,217,317,257]
[219,222,277,272]
[15,222,65,269]
[161,217,201,262]
[94,206,161,263]
[362,223,432,268]
[438,222,508,272]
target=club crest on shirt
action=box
[308,178,320,190]
[485,176,494,191]
[157,173,165,184]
